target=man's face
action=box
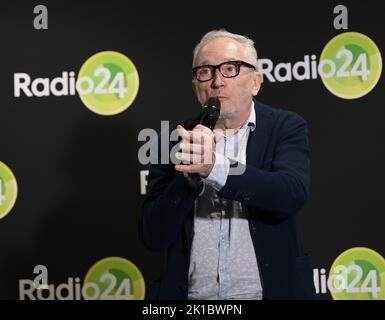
[192,37,261,120]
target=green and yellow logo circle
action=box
[77,51,139,115]
[329,247,385,300]
[320,32,382,99]
[83,257,145,300]
[0,161,18,219]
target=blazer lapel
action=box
[246,101,274,169]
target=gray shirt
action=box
[188,104,263,300]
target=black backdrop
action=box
[0,0,384,300]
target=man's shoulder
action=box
[254,99,307,125]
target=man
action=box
[139,29,315,300]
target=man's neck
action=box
[216,106,252,133]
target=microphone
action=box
[200,97,221,131]
[182,97,221,191]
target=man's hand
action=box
[175,124,218,177]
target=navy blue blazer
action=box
[139,99,316,300]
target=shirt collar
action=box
[243,101,256,132]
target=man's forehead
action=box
[196,38,246,64]
[200,38,242,54]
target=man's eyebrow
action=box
[195,60,210,66]
[196,58,238,66]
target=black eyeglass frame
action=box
[192,60,256,82]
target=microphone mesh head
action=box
[200,97,221,130]
[205,97,221,110]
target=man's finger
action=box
[193,124,213,134]
[179,143,203,155]
[175,164,201,173]
[176,125,191,142]
[213,128,225,143]
[176,152,207,164]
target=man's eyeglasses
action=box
[192,60,256,82]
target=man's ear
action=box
[251,71,262,96]
[192,80,197,95]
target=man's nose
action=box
[211,69,225,88]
